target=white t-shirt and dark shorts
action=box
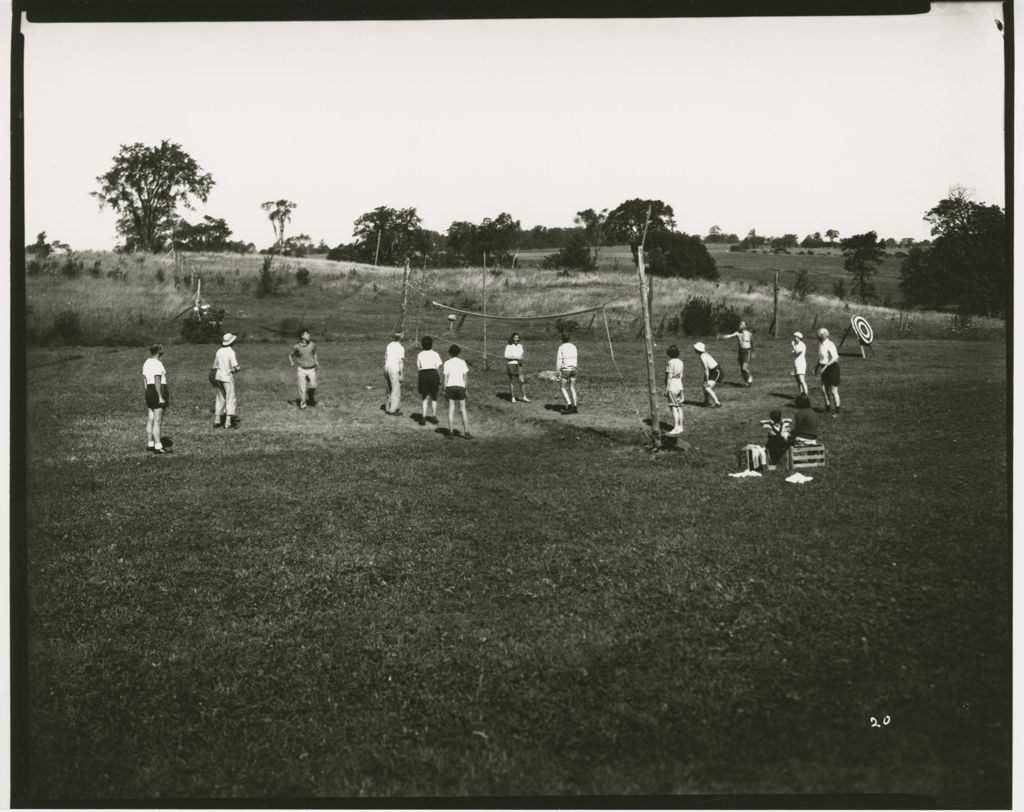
[143,358,168,409]
[443,357,469,401]
[417,349,443,398]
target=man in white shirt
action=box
[212,333,240,428]
[815,328,841,417]
[383,332,405,415]
[442,344,471,439]
[555,334,578,414]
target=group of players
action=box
[141,323,842,452]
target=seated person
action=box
[791,394,820,444]
[760,408,791,465]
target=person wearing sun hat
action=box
[693,341,722,407]
[791,331,809,396]
[211,332,241,428]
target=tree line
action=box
[76,140,1006,316]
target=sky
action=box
[21,3,1006,251]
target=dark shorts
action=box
[560,367,577,380]
[506,361,523,378]
[738,349,751,365]
[145,383,168,409]
[418,368,440,398]
[444,385,467,401]
[707,366,722,384]
[821,364,841,387]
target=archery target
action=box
[851,315,874,344]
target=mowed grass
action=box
[20,334,1009,802]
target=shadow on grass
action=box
[768,392,799,401]
[543,404,566,413]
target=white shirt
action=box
[817,338,838,367]
[213,346,238,382]
[443,356,469,387]
[665,357,683,393]
[384,341,405,369]
[792,340,807,374]
[142,358,166,386]
[698,351,718,372]
[417,349,443,371]
[504,343,524,362]
[556,342,578,370]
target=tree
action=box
[841,231,886,302]
[825,229,840,244]
[172,216,251,253]
[261,200,297,253]
[26,231,70,257]
[444,213,522,267]
[352,206,430,266]
[93,140,214,252]
[542,231,594,272]
[898,187,1006,315]
[574,208,608,267]
[605,199,676,266]
[645,231,718,280]
[789,268,816,301]
[281,233,315,257]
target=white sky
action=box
[21,3,1006,251]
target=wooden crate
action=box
[787,443,826,470]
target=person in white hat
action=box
[791,331,808,396]
[211,333,240,428]
[693,342,722,407]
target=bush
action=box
[790,269,816,302]
[295,267,311,287]
[646,231,718,280]
[668,297,742,336]
[541,232,594,271]
[53,309,81,343]
[179,310,225,343]
[255,256,278,298]
[60,255,83,278]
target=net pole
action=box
[637,246,661,449]
[601,307,616,363]
[398,258,411,335]
[482,252,488,371]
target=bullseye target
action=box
[851,315,874,344]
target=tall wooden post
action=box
[637,247,661,449]
[398,258,411,336]
[772,271,780,338]
[482,252,489,370]
[374,229,382,266]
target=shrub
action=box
[156,267,165,283]
[53,309,81,343]
[179,310,225,344]
[255,256,278,298]
[295,267,311,287]
[670,297,742,336]
[27,258,45,276]
[90,261,103,278]
[60,255,83,278]
[790,269,816,302]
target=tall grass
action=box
[23,251,1004,346]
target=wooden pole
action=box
[772,271,780,338]
[398,258,411,336]
[482,252,488,371]
[637,246,661,449]
[374,229,382,266]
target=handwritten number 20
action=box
[870,715,891,727]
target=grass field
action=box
[18,321,1010,802]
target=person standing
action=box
[289,329,319,409]
[442,344,471,439]
[416,335,443,425]
[693,342,722,407]
[664,344,684,435]
[504,332,531,403]
[212,333,240,428]
[555,333,578,414]
[815,327,841,416]
[143,343,169,453]
[720,321,754,386]
[383,332,405,416]
[791,331,809,397]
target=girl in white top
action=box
[815,328,841,416]
[442,344,471,439]
[416,335,443,425]
[555,335,578,413]
[791,332,809,396]
[503,333,531,403]
[693,342,722,407]
[663,344,684,435]
[142,343,168,453]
